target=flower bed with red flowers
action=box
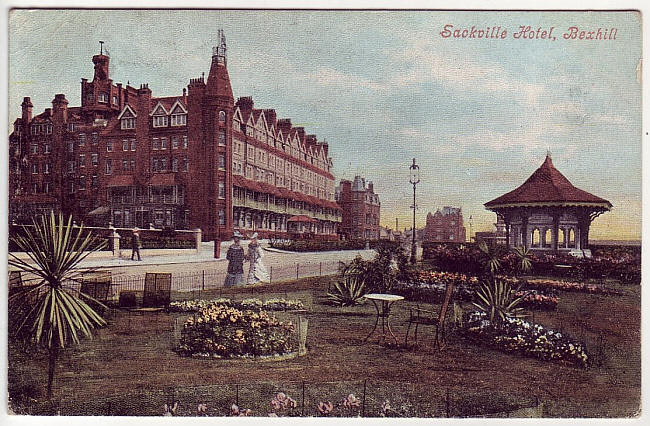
[461,311,589,368]
[177,304,296,358]
[514,289,558,310]
[521,278,621,295]
[393,271,558,310]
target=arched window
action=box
[532,228,541,247]
[544,229,553,247]
[568,228,575,248]
[558,228,565,246]
[219,110,226,122]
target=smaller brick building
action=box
[335,176,380,240]
[424,206,466,243]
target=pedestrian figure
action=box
[247,233,269,284]
[131,228,142,261]
[224,231,246,287]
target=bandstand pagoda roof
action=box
[485,155,612,210]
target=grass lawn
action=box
[8,276,640,417]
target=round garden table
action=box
[362,293,404,345]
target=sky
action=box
[7,9,642,240]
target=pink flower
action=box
[342,393,361,409]
[318,401,334,415]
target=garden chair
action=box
[404,282,454,349]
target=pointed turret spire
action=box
[213,29,227,65]
[205,29,233,101]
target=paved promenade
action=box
[10,240,381,280]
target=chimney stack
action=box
[52,94,69,123]
[21,97,33,125]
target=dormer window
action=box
[169,101,187,127]
[98,92,109,103]
[171,113,186,126]
[121,117,136,129]
[153,115,168,128]
[118,105,137,130]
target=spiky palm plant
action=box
[326,276,367,307]
[513,246,533,275]
[478,241,501,277]
[8,212,107,398]
[472,279,525,324]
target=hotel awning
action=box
[287,215,318,223]
[150,173,176,186]
[88,206,110,215]
[106,174,134,187]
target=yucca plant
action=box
[326,276,367,307]
[472,278,525,325]
[478,241,501,277]
[512,246,533,275]
[8,211,108,398]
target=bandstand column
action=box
[552,212,560,252]
[520,213,529,249]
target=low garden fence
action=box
[37,379,543,417]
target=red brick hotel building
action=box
[9,32,341,241]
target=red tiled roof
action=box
[149,173,176,186]
[485,156,612,208]
[106,174,134,187]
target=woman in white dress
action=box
[247,233,269,284]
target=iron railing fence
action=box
[19,379,542,417]
[57,260,345,303]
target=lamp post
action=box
[409,158,420,264]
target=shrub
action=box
[337,244,410,294]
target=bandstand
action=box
[484,155,612,254]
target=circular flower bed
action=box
[177,304,297,358]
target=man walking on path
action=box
[131,228,142,261]
[224,231,246,287]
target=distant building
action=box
[335,176,380,240]
[474,216,507,246]
[379,226,401,241]
[424,207,467,243]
